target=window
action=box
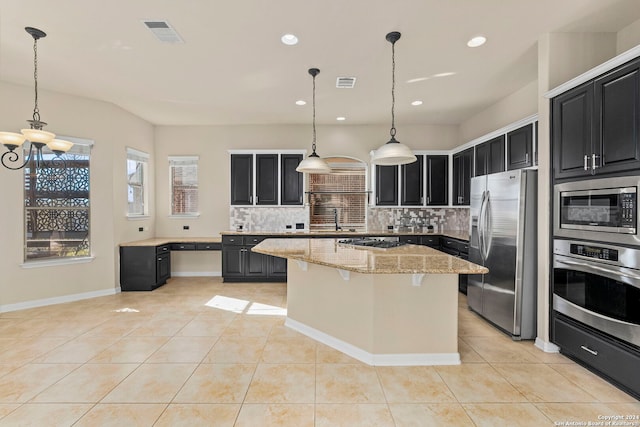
[170,156,199,215]
[126,148,149,216]
[24,139,92,261]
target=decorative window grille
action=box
[126,148,149,216]
[24,141,92,261]
[170,156,199,215]
[309,163,367,231]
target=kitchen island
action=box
[252,238,487,366]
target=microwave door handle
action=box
[554,257,640,290]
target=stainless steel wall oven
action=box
[553,239,640,348]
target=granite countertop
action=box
[120,237,222,247]
[252,238,487,275]
[221,229,470,241]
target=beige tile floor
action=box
[0,276,638,426]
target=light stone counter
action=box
[252,238,486,275]
[253,238,487,366]
[120,237,222,247]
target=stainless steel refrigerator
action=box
[468,169,537,340]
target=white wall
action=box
[617,17,640,53]
[0,81,154,309]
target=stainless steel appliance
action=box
[554,176,639,246]
[468,169,537,339]
[553,239,640,347]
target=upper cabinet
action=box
[507,123,533,170]
[375,165,399,206]
[281,154,303,205]
[401,155,423,205]
[256,154,278,205]
[553,57,640,180]
[426,155,448,206]
[475,135,505,176]
[230,152,303,206]
[453,147,473,206]
[230,154,253,205]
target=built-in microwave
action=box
[554,176,640,246]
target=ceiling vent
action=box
[142,20,184,43]
[336,77,356,89]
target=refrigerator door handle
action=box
[483,191,493,259]
[477,190,487,261]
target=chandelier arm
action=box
[1,144,34,170]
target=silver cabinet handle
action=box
[157,258,162,261]
[592,153,600,170]
[525,152,529,163]
[583,155,589,171]
[580,345,598,356]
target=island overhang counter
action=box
[252,238,488,366]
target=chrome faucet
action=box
[334,208,342,231]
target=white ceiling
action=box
[1,0,640,127]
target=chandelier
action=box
[0,27,73,170]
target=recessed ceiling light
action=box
[336,117,346,121]
[432,72,456,78]
[295,100,306,106]
[281,34,299,46]
[467,36,487,48]
[411,100,423,106]
[407,77,430,83]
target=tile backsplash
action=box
[229,205,469,234]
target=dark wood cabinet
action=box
[453,148,473,206]
[281,154,303,205]
[230,154,253,205]
[120,244,171,291]
[426,155,448,206]
[553,58,640,180]
[439,237,470,294]
[475,136,505,176]
[375,165,398,206]
[401,155,423,206]
[552,82,594,179]
[507,124,533,170]
[222,235,286,282]
[554,314,640,399]
[256,154,278,205]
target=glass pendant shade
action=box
[0,132,27,149]
[296,152,331,174]
[47,139,74,153]
[372,137,417,165]
[21,128,55,144]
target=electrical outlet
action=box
[183,225,190,230]
[138,227,144,232]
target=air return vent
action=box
[142,20,184,43]
[336,77,356,88]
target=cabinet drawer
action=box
[399,236,421,245]
[421,236,440,247]
[554,316,640,395]
[196,242,221,251]
[441,238,468,254]
[156,244,170,254]
[171,243,196,251]
[245,235,266,245]
[222,235,243,245]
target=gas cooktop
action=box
[337,238,407,249]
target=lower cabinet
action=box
[435,236,470,294]
[222,235,287,282]
[120,244,171,291]
[553,314,640,399]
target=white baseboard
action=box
[285,317,461,366]
[171,271,221,277]
[535,337,560,353]
[0,287,121,314]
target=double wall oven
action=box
[553,176,640,397]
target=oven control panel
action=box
[570,243,619,261]
[621,192,636,228]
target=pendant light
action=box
[296,68,331,174]
[0,27,73,170]
[371,31,416,166]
